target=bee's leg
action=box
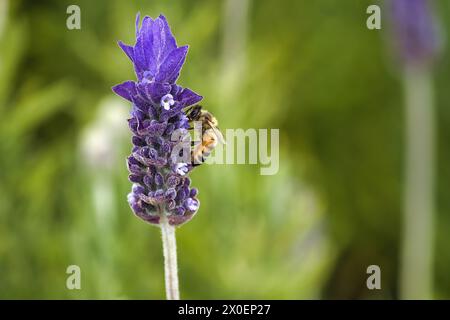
[191,153,205,167]
[192,158,204,167]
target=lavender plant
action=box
[389,0,442,300]
[390,0,441,66]
[112,13,203,300]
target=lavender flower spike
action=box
[389,0,443,300]
[112,14,202,227]
[390,0,441,66]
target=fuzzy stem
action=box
[400,65,435,299]
[160,215,180,300]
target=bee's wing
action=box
[207,121,226,145]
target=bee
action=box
[185,105,226,165]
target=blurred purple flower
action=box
[390,0,442,66]
[112,14,202,226]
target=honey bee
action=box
[185,105,225,165]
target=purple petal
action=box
[132,136,145,146]
[143,175,153,187]
[174,206,186,216]
[184,198,199,212]
[183,177,191,187]
[165,188,177,200]
[170,84,183,97]
[147,120,167,137]
[152,15,177,69]
[128,118,138,134]
[189,188,198,197]
[166,175,180,188]
[177,88,203,107]
[168,211,196,226]
[134,17,155,80]
[112,81,137,102]
[154,172,164,186]
[128,174,142,183]
[131,104,146,120]
[390,0,440,65]
[135,210,160,225]
[118,41,134,62]
[135,12,141,37]
[155,46,188,83]
[137,82,171,104]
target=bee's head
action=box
[187,105,203,121]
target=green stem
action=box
[400,65,435,299]
[160,215,180,300]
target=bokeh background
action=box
[0,0,449,299]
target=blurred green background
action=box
[0,0,449,299]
